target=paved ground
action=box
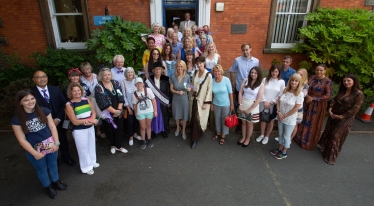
[1,119,373,205]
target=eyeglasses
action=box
[33,75,48,80]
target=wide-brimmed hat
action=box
[152,62,165,70]
[195,27,208,35]
[135,77,143,84]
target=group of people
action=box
[11,18,365,199]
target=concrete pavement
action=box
[1,123,373,205]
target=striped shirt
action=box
[67,98,92,130]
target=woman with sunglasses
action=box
[144,48,167,79]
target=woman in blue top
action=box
[162,43,176,76]
[11,89,68,199]
[211,64,234,145]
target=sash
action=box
[145,78,169,106]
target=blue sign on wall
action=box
[93,16,115,26]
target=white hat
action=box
[135,77,143,84]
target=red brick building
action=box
[0,0,371,70]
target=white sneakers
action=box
[116,148,128,153]
[86,163,100,175]
[87,170,94,175]
[256,135,269,144]
[129,135,142,146]
[110,148,116,154]
[129,139,134,146]
[93,163,100,168]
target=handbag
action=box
[225,111,239,128]
[260,109,271,123]
[62,119,74,130]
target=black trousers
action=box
[103,116,124,149]
[57,124,71,160]
[126,109,140,138]
[234,89,242,131]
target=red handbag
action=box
[225,111,239,128]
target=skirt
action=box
[238,99,260,123]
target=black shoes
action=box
[45,185,57,199]
[191,141,197,149]
[237,140,243,145]
[52,180,68,190]
[62,157,76,166]
[162,131,168,139]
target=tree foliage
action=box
[293,7,374,97]
[86,16,150,71]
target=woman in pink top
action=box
[148,22,166,48]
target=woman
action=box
[65,82,99,175]
[204,42,221,74]
[290,68,309,140]
[11,90,67,199]
[181,27,195,46]
[142,37,162,69]
[256,65,285,145]
[63,68,91,101]
[191,25,198,41]
[185,50,197,81]
[142,22,165,48]
[162,43,176,76]
[178,37,198,61]
[195,28,209,49]
[318,74,364,165]
[123,67,142,146]
[95,67,128,154]
[294,64,332,150]
[271,74,304,159]
[146,62,171,139]
[165,28,174,44]
[170,60,191,140]
[211,64,234,145]
[132,77,157,149]
[161,26,166,37]
[144,48,167,79]
[237,66,264,147]
[198,35,208,56]
[189,56,212,149]
[80,62,105,138]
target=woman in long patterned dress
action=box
[318,74,364,165]
[189,56,212,149]
[294,64,332,150]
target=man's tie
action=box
[117,70,123,74]
[42,89,49,103]
[187,21,189,27]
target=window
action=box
[265,0,318,51]
[39,0,89,49]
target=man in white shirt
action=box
[179,12,196,34]
[111,55,126,93]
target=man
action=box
[173,24,183,42]
[280,55,296,85]
[203,25,214,43]
[111,54,126,92]
[31,70,76,166]
[171,33,183,56]
[229,43,260,134]
[179,12,196,34]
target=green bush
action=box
[86,16,150,71]
[30,48,97,88]
[293,7,374,97]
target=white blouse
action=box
[261,78,285,103]
[279,91,304,125]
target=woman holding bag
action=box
[256,65,285,145]
[211,64,234,145]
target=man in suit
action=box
[31,70,76,166]
[179,12,196,34]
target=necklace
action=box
[103,82,116,95]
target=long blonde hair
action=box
[175,60,187,77]
[204,42,218,57]
[283,73,303,96]
[297,68,308,86]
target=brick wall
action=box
[87,0,151,30]
[0,0,47,63]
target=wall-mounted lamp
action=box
[105,6,109,16]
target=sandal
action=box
[212,133,220,140]
[219,136,225,145]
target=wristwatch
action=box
[54,142,60,146]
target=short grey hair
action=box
[97,67,113,82]
[125,67,137,80]
[151,22,161,31]
[113,55,125,64]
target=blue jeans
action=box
[278,121,295,149]
[26,151,59,187]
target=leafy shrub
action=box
[293,7,374,97]
[30,48,98,88]
[86,16,150,71]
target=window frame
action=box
[38,0,90,50]
[264,0,320,54]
